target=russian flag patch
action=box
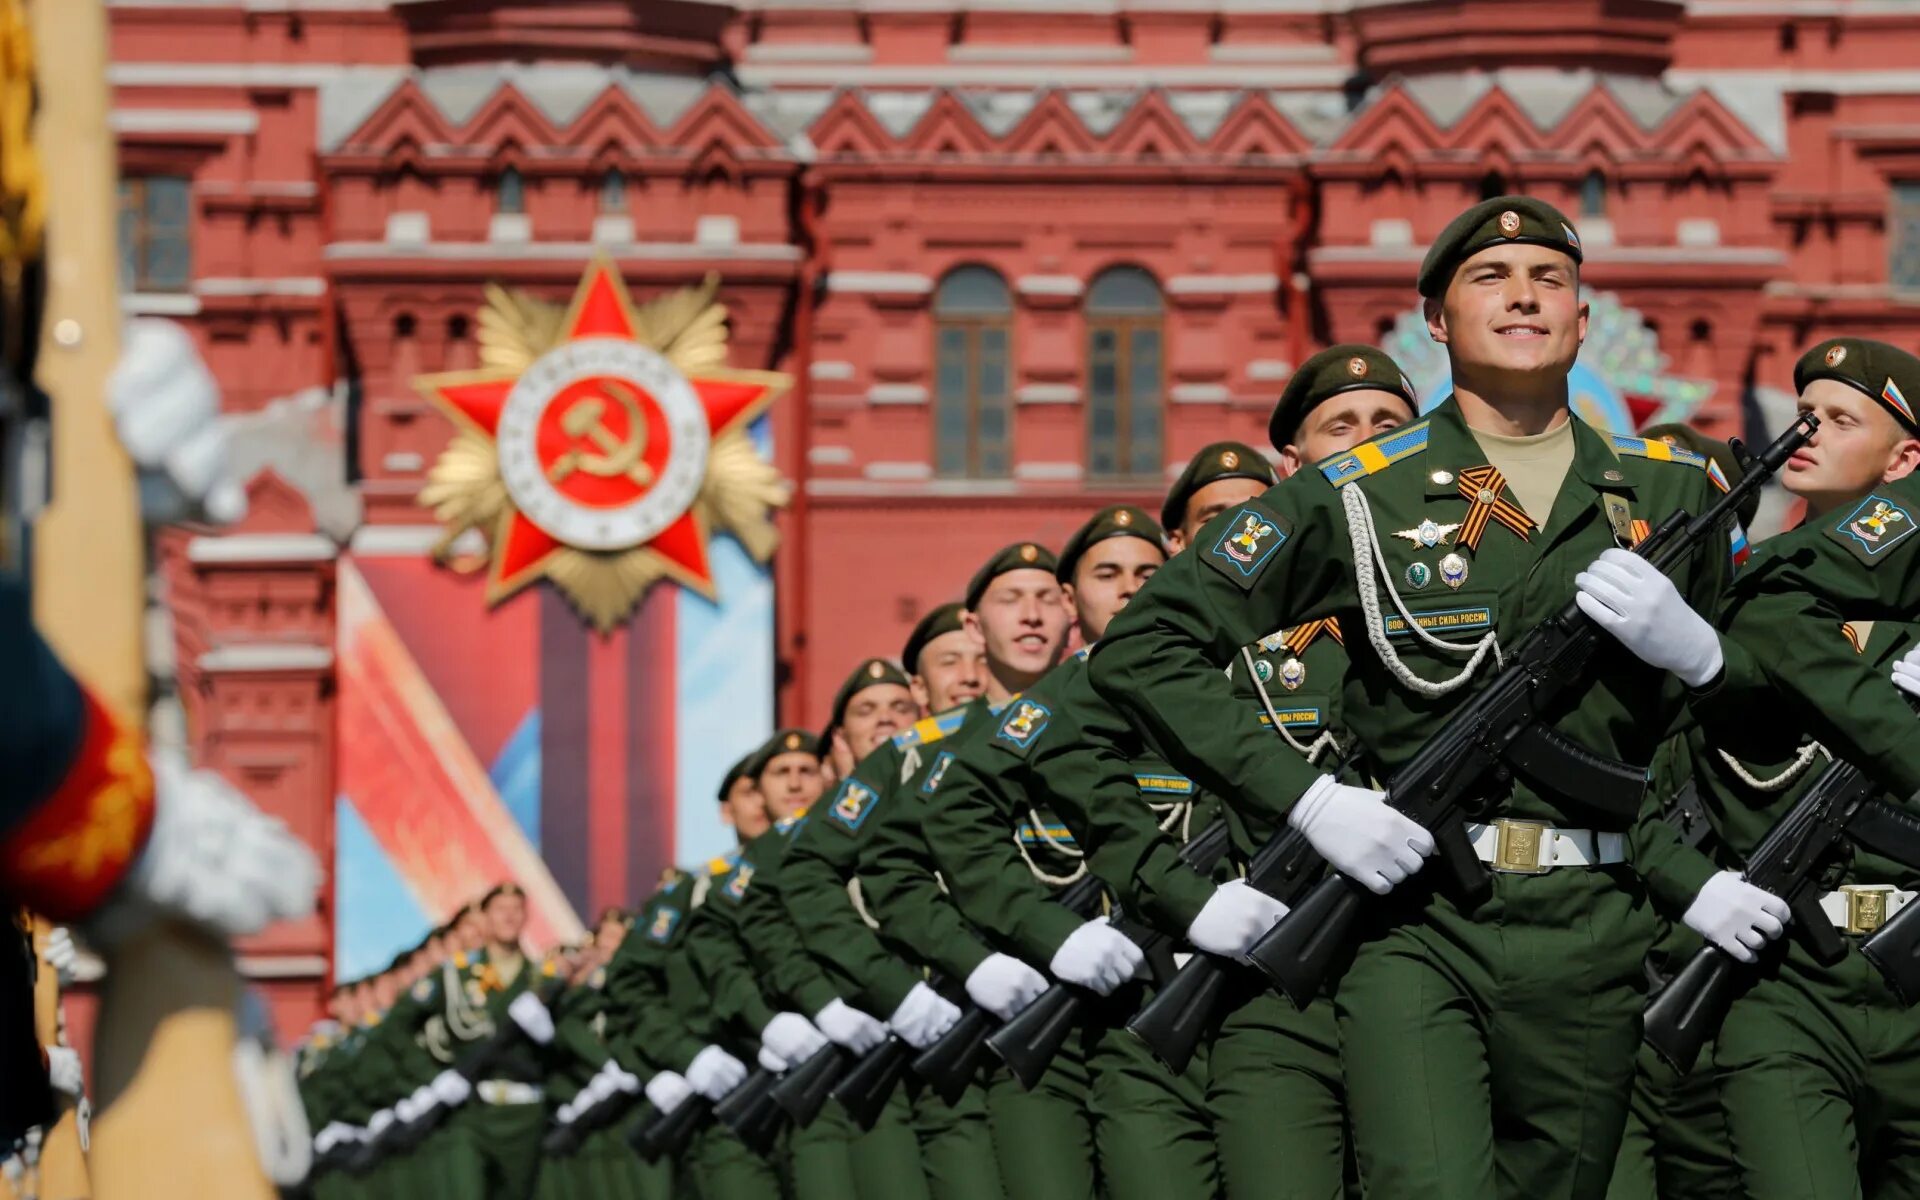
[1884,377,1915,426]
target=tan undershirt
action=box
[491,948,526,988]
[1470,417,1578,531]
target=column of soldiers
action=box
[287,191,1920,1200]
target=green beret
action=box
[1269,345,1419,451]
[964,542,1059,611]
[824,657,913,741]
[1056,505,1164,584]
[1794,337,1920,437]
[902,602,966,673]
[716,751,756,803]
[1417,195,1584,299]
[480,881,524,909]
[1639,423,1762,531]
[747,728,822,779]
[1159,442,1277,531]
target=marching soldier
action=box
[1090,196,1752,1198]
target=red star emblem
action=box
[415,261,785,610]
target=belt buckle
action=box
[1492,819,1551,875]
[1842,884,1895,934]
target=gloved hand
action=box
[1287,775,1434,895]
[644,1070,692,1116]
[1575,548,1724,687]
[887,981,960,1049]
[1684,871,1790,964]
[685,1045,747,1101]
[814,998,888,1055]
[45,1045,83,1098]
[555,1097,580,1126]
[43,927,77,985]
[603,1063,642,1095]
[395,1094,422,1124]
[963,953,1048,1021]
[430,1068,472,1109]
[88,750,321,946]
[313,1122,353,1156]
[367,1108,395,1138]
[761,1011,829,1068]
[1892,644,1920,698]
[109,317,247,522]
[507,992,555,1044]
[758,1045,788,1072]
[583,1071,619,1106]
[406,1084,435,1118]
[1186,880,1291,958]
[1048,917,1144,995]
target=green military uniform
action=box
[1089,196,1731,1200]
[535,962,663,1200]
[434,946,553,1199]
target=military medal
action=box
[1253,659,1275,684]
[1439,553,1469,589]
[1405,561,1432,590]
[1279,657,1306,690]
[1393,519,1460,549]
[1455,465,1534,550]
[1430,470,1454,486]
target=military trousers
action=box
[1714,944,1920,1200]
[1337,865,1653,1200]
[441,1096,548,1200]
[1084,986,1219,1200]
[1207,981,1352,1200]
[787,1094,931,1200]
[685,1120,781,1200]
[1605,1038,1734,1200]
[983,1027,1096,1200]
[904,1070,1002,1200]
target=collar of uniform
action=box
[1568,414,1637,492]
[1418,396,1623,498]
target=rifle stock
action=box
[911,1006,995,1102]
[631,1096,708,1162]
[770,1044,847,1127]
[986,984,1083,1091]
[712,1067,785,1156]
[1863,900,1920,1006]
[1641,944,1743,1071]
[832,1036,911,1130]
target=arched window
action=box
[1086,267,1163,480]
[496,167,525,215]
[933,266,1012,479]
[1581,169,1608,217]
[600,168,626,213]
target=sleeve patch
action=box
[1202,504,1291,590]
[920,751,956,793]
[647,906,682,942]
[827,778,880,832]
[1827,493,1916,565]
[723,861,755,901]
[995,699,1053,753]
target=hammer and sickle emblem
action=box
[547,380,655,487]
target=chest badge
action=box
[1405,561,1432,591]
[1278,658,1307,691]
[1253,658,1275,684]
[1393,519,1460,549]
[1439,552,1470,589]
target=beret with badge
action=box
[1055,504,1164,584]
[1793,337,1920,438]
[1269,344,1419,452]
[822,656,913,744]
[1160,442,1277,532]
[964,541,1059,611]
[1417,195,1584,299]
[746,728,822,780]
[902,602,967,674]
[716,750,757,802]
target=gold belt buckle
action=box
[1492,819,1551,875]
[1841,884,1894,935]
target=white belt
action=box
[476,1080,544,1106]
[1818,885,1917,935]
[1466,820,1626,875]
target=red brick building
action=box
[103,0,1920,1029]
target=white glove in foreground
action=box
[1684,871,1789,964]
[1574,548,1724,688]
[43,927,76,983]
[366,1109,395,1137]
[430,1069,471,1108]
[604,1063,642,1095]
[757,1045,788,1073]
[644,1071,692,1115]
[964,953,1048,1021]
[1048,917,1144,995]
[887,982,960,1049]
[1288,775,1434,895]
[686,1045,748,1100]
[761,1011,829,1065]
[507,992,555,1044]
[1186,880,1291,958]
[1893,644,1920,699]
[815,998,888,1055]
[45,1045,83,1098]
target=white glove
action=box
[430,1068,471,1109]
[1683,871,1790,964]
[1048,917,1145,996]
[45,1045,83,1098]
[1891,645,1920,699]
[760,1011,828,1066]
[814,998,887,1055]
[555,1098,580,1126]
[1288,775,1434,895]
[1186,880,1291,958]
[89,750,321,945]
[583,1072,619,1105]
[644,1070,692,1115]
[43,927,77,984]
[109,317,247,521]
[1574,548,1724,688]
[685,1045,747,1101]
[963,953,1048,1021]
[395,1094,422,1123]
[507,992,555,1045]
[887,982,960,1050]
[410,1083,437,1116]
[313,1122,352,1156]
[367,1109,395,1137]
[603,1062,642,1095]
[757,1045,788,1072]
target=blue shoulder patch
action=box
[1205,505,1290,589]
[646,906,681,943]
[921,750,956,794]
[1317,421,1430,487]
[1828,493,1917,565]
[723,861,755,901]
[1608,434,1708,472]
[893,706,971,750]
[827,777,881,832]
[995,699,1052,750]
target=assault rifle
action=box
[629,1093,707,1162]
[770,1043,848,1128]
[991,819,1233,1088]
[711,1065,786,1156]
[833,1036,913,1129]
[1236,415,1817,1008]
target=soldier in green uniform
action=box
[778,605,1002,1200]
[1609,338,1920,1199]
[1090,196,1746,1199]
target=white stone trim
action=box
[743,42,876,63]
[194,276,327,298]
[1208,42,1343,63]
[825,271,934,295]
[187,533,337,564]
[236,954,333,980]
[111,108,259,136]
[1167,274,1279,296]
[327,239,803,262]
[199,644,335,673]
[382,451,425,472]
[810,360,856,381]
[385,212,431,245]
[1247,359,1292,382]
[122,292,203,317]
[591,214,636,245]
[1016,275,1084,297]
[196,180,320,199]
[111,0,389,10]
[1171,383,1232,404]
[807,445,855,465]
[108,62,360,87]
[736,0,1353,10]
[488,213,533,244]
[1666,68,1920,95]
[868,383,930,405]
[863,461,934,481]
[349,524,486,557]
[736,63,1350,88]
[1685,2,1919,18]
[1012,461,1085,481]
[948,44,1133,63]
[1015,383,1080,404]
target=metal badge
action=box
[1827,344,1848,367]
[1253,658,1275,684]
[1279,657,1307,691]
[1405,561,1432,590]
[1430,469,1454,486]
[1393,518,1460,549]
[1498,210,1522,236]
[1439,553,1469,589]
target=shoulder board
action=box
[893,706,970,750]
[1607,434,1707,471]
[658,865,687,888]
[452,951,469,970]
[706,849,740,877]
[775,811,807,833]
[541,959,559,978]
[1318,420,1430,488]
[1071,646,1092,663]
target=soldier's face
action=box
[1283,391,1416,475]
[1170,478,1268,553]
[484,894,527,945]
[913,630,985,713]
[595,917,627,953]
[758,751,824,819]
[843,683,918,760]
[722,775,772,840]
[373,973,399,1011]
[964,569,1071,684]
[1427,244,1586,386]
[1064,537,1164,643]
[1788,379,1920,513]
[455,913,485,951]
